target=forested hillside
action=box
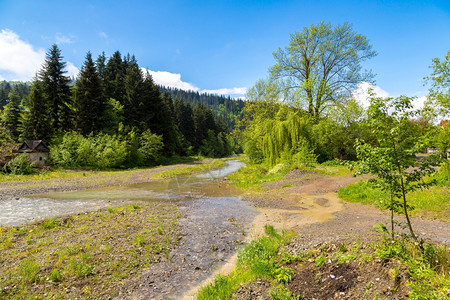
[0,81,31,109]
[0,45,238,171]
[160,87,245,129]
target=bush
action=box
[3,153,36,175]
[139,129,163,165]
[50,132,128,169]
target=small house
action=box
[14,140,50,167]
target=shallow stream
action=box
[0,160,258,299]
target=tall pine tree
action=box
[2,88,22,140]
[22,81,52,141]
[38,44,72,131]
[104,51,126,107]
[73,52,106,135]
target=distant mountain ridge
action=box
[160,86,245,129]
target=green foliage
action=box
[2,88,22,140]
[21,81,53,141]
[376,234,449,299]
[423,50,450,118]
[18,259,41,283]
[229,163,290,191]
[38,44,72,132]
[433,160,450,186]
[273,266,295,283]
[50,132,129,169]
[352,95,439,241]
[3,153,36,175]
[338,180,450,221]
[262,113,313,166]
[269,286,300,300]
[49,269,62,282]
[270,21,376,119]
[198,226,293,300]
[69,260,95,277]
[0,122,16,168]
[74,52,107,135]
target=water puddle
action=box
[0,160,258,299]
[0,160,247,227]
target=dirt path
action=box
[245,169,449,246]
[179,168,449,299]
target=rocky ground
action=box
[230,168,449,299]
[1,163,448,299]
[0,162,208,200]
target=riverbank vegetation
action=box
[198,226,449,299]
[0,202,180,299]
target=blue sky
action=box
[0,0,449,100]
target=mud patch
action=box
[314,197,329,207]
[127,196,258,299]
[289,262,358,299]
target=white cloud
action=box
[142,68,199,91]
[0,29,45,81]
[0,29,79,82]
[99,31,108,39]
[55,32,75,44]
[351,82,390,108]
[141,67,246,96]
[351,81,426,110]
[201,87,247,95]
[66,61,79,79]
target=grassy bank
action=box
[155,158,228,178]
[198,226,449,299]
[338,180,450,221]
[0,156,215,183]
[198,225,294,300]
[0,203,181,299]
[229,161,350,191]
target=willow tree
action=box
[262,113,313,166]
[270,21,376,119]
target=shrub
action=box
[3,153,36,175]
[139,129,163,165]
[50,132,129,169]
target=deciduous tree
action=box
[270,22,376,119]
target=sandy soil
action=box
[226,168,449,300]
[242,169,449,244]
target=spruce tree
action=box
[104,51,126,106]
[123,55,144,128]
[193,102,217,148]
[2,88,22,140]
[96,52,107,81]
[22,81,52,141]
[38,44,72,132]
[73,52,106,135]
[174,98,195,145]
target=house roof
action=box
[14,140,50,153]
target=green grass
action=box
[200,226,449,300]
[0,155,222,183]
[0,203,181,299]
[154,158,228,178]
[229,163,291,191]
[229,160,350,192]
[0,169,126,183]
[197,225,295,300]
[338,180,450,221]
